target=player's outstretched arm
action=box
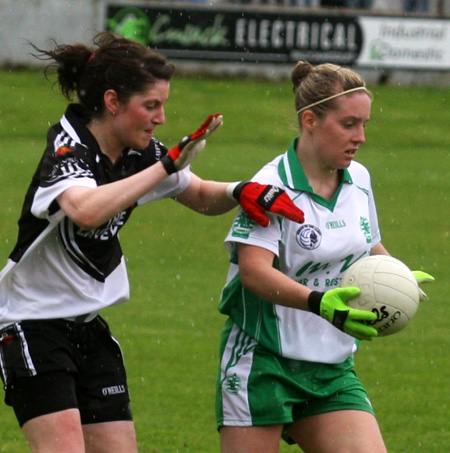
[175,178,305,227]
[308,288,378,341]
[167,115,304,227]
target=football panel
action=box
[372,280,419,319]
[340,255,421,337]
[364,301,412,336]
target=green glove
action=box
[308,287,378,341]
[412,270,435,301]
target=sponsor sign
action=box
[107,5,362,65]
[357,16,450,70]
[106,4,450,70]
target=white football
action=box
[340,255,421,336]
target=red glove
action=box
[161,114,223,174]
[229,181,305,227]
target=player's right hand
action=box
[161,114,223,175]
[308,288,378,341]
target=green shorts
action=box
[216,319,374,433]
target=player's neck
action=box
[87,120,123,164]
[297,147,339,200]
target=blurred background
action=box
[2,0,450,86]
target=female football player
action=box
[0,33,304,452]
[216,61,433,452]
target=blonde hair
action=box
[291,61,372,120]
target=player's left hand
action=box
[161,114,223,175]
[228,181,305,227]
[411,270,435,301]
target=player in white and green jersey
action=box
[219,137,380,363]
[216,64,433,453]
[216,62,390,453]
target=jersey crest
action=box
[231,211,256,239]
[296,224,322,250]
[55,145,75,156]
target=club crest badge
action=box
[360,216,372,244]
[55,145,74,156]
[296,224,322,250]
[224,373,241,395]
[231,211,256,239]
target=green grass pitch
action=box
[0,69,448,452]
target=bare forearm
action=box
[242,266,311,311]
[239,244,312,311]
[175,176,238,215]
[371,242,390,256]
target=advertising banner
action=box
[358,17,450,70]
[106,4,450,70]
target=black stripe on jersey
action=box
[58,218,106,282]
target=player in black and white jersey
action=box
[0,33,305,452]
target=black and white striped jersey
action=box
[0,104,190,327]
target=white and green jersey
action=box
[219,138,381,364]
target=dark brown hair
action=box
[31,32,175,116]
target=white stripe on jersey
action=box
[60,115,82,146]
[282,153,294,188]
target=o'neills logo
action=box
[102,385,126,396]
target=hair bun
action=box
[291,61,314,91]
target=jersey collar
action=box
[278,138,352,191]
[278,138,353,211]
[62,104,98,151]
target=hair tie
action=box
[88,53,96,63]
[296,87,368,115]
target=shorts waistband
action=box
[63,312,99,323]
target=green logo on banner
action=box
[108,7,229,47]
[108,7,151,45]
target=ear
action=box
[301,110,317,133]
[104,89,120,116]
